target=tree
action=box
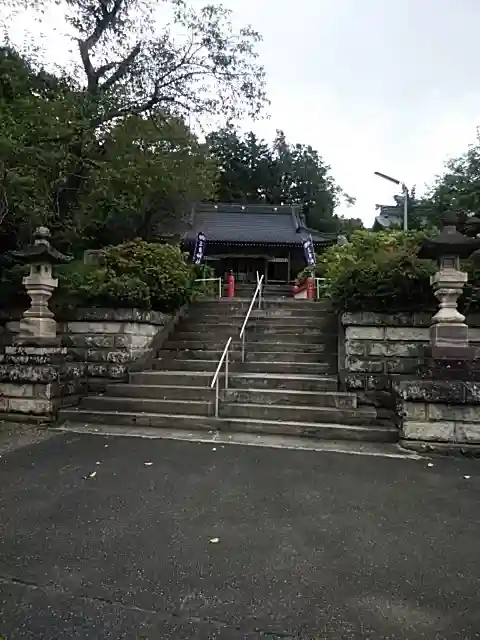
[425,144,480,220]
[206,125,358,233]
[78,114,217,247]
[0,47,81,253]
[0,46,217,255]
[2,0,267,233]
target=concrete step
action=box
[173,331,330,345]
[152,359,223,372]
[239,361,336,375]
[223,388,357,409]
[245,351,335,363]
[219,402,377,425]
[59,410,398,443]
[164,340,332,354]
[151,358,335,375]
[130,371,214,386]
[106,384,214,401]
[227,373,338,392]
[253,308,331,318]
[128,370,338,392]
[159,348,243,361]
[248,326,334,337]
[82,395,213,416]
[179,320,244,332]
[250,316,334,327]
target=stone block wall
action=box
[0,345,85,419]
[396,379,480,452]
[0,307,183,420]
[339,311,480,394]
[59,308,180,392]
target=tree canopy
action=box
[206,125,362,234]
[1,0,363,257]
[0,0,267,254]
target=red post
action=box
[306,276,315,300]
[227,271,235,298]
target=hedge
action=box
[316,230,480,313]
[0,240,210,313]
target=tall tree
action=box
[206,126,358,233]
[1,0,266,250]
[0,47,217,254]
[426,145,480,218]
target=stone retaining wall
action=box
[339,311,480,393]
[59,308,181,392]
[0,307,183,420]
[396,378,480,452]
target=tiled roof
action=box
[183,203,336,245]
[373,205,402,230]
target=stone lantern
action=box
[9,226,71,343]
[418,211,480,358]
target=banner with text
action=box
[193,232,207,264]
[302,236,316,266]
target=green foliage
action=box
[57,240,196,311]
[0,261,29,309]
[319,231,437,312]
[1,0,267,254]
[206,125,359,234]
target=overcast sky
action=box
[5,0,480,225]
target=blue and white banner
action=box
[302,236,316,266]
[193,232,207,264]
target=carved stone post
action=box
[418,212,480,359]
[10,227,71,343]
[0,227,76,421]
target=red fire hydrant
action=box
[306,276,315,300]
[227,271,235,298]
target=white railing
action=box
[210,336,232,417]
[315,277,326,300]
[194,277,222,299]
[239,274,264,362]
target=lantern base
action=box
[429,322,475,360]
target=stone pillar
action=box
[0,346,85,422]
[396,368,480,455]
[429,255,472,358]
[418,212,480,359]
[0,227,80,422]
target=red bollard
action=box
[306,276,315,300]
[227,271,235,297]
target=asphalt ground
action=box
[0,432,479,639]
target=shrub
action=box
[319,230,437,312]
[57,240,195,312]
[190,263,219,298]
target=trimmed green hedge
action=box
[317,231,436,312]
[316,230,480,313]
[1,240,210,313]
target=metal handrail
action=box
[194,277,222,299]
[239,274,264,362]
[210,336,232,417]
[315,277,326,300]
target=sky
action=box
[4,0,480,225]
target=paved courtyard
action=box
[0,433,479,639]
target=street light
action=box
[374,171,409,232]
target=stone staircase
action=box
[59,298,398,443]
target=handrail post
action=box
[215,377,219,417]
[241,332,246,363]
[218,277,222,299]
[225,349,229,389]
